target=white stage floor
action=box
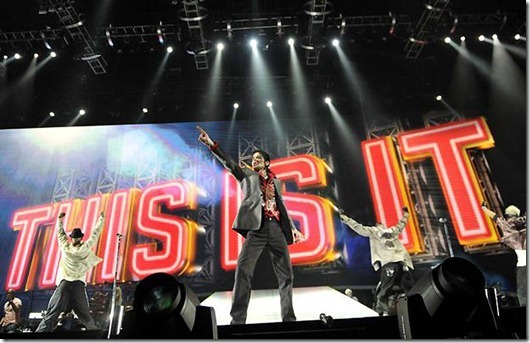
[200,286,378,325]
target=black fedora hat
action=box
[69,228,84,239]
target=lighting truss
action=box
[0,28,64,50]
[214,16,298,40]
[101,24,180,44]
[40,0,107,74]
[301,0,334,66]
[404,0,452,59]
[0,3,523,71]
[179,0,210,70]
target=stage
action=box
[1,286,525,339]
[200,286,378,325]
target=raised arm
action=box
[340,213,375,237]
[392,207,410,234]
[83,212,105,250]
[197,125,246,181]
[57,212,68,248]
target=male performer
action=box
[36,211,105,332]
[0,289,22,333]
[197,126,305,325]
[482,203,526,306]
[340,207,413,315]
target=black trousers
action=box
[374,261,413,315]
[36,280,97,332]
[230,218,296,324]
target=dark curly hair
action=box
[252,149,271,163]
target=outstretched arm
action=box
[197,125,246,181]
[340,212,374,237]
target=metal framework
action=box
[301,0,333,66]
[404,0,452,59]
[214,16,298,40]
[179,0,210,70]
[0,6,521,71]
[101,24,179,44]
[51,1,107,74]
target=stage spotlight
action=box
[216,42,224,51]
[397,257,499,339]
[435,95,442,101]
[324,96,331,104]
[3,55,7,60]
[157,24,165,45]
[33,53,39,58]
[478,35,485,41]
[444,37,451,43]
[79,109,86,115]
[332,38,339,47]
[119,273,217,339]
[514,34,521,40]
[460,36,466,42]
[266,101,273,108]
[492,34,498,40]
[166,46,174,53]
[249,38,258,49]
[233,102,239,109]
[288,38,295,46]
[14,53,21,59]
[142,107,148,114]
[50,51,57,58]
[49,112,55,117]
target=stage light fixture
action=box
[49,112,55,117]
[142,108,148,114]
[266,101,273,108]
[233,102,239,109]
[79,109,86,115]
[324,97,331,104]
[34,53,39,58]
[14,53,21,59]
[119,273,217,339]
[397,257,499,339]
[106,28,114,47]
[288,38,295,46]
[3,55,7,60]
[157,23,165,45]
[216,42,224,51]
[444,37,451,43]
[460,36,466,42]
[478,35,485,41]
[167,46,174,53]
[514,34,521,40]
[50,51,57,58]
[249,39,258,49]
[332,38,339,47]
[492,34,498,40]
[436,95,442,101]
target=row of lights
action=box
[443,33,525,43]
[47,107,150,117]
[6,33,522,61]
[47,95,451,117]
[3,51,57,60]
[49,95,452,117]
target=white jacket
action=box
[56,214,105,285]
[341,212,413,271]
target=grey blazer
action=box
[210,145,297,245]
